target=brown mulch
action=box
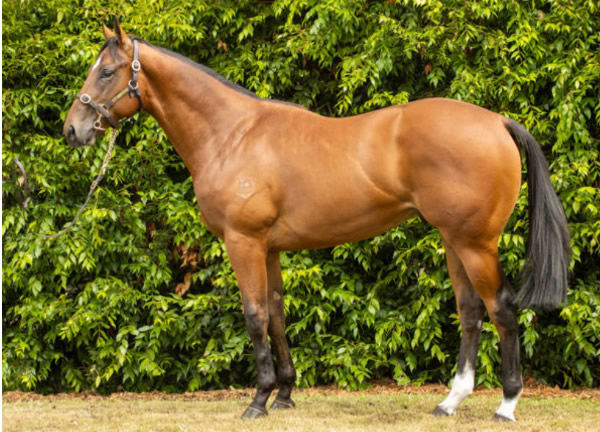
[3,377,599,403]
[294,377,600,401]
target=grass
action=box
[4,392,599,432]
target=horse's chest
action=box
[193,190,227,239]
[191,175,277,240]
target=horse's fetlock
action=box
[258,369,277,392]
[278,364,297,386]
[503,376,523,399]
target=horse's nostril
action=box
[66,124,77,143]
[65,124,80,146]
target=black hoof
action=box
[493,413,515,422]
[271,398,296,410]
[432,406,451,417]
[241,405,268,420]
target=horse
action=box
[63,19,570,422]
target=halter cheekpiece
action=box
[77,39,142,130]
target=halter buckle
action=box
[93,117,107,131]
[131,59,141,72]
[79,93,92,104]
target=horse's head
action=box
[63,18,142,147]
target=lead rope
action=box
[13,128,119,239]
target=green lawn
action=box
[4,392,599,432]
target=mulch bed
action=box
[4,377,599,403]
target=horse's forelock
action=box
[97,37,122,62]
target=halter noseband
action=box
[77,39,142,131]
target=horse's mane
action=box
[132,37,260,100]
[129,37,305,109]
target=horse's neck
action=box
[139,43,258,177]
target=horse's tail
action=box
[504,118,570,310]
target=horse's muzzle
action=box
[64,122,96,147]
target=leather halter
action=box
[76,39,142,130]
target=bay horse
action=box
[63,19,570,422]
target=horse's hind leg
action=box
[490,278,523,422]
[433,242,485,417]
[450,241,523,421]
[266,252,297,409]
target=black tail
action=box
[504,119,570,311]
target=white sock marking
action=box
[437,362,475,415]
[495,390,522,421]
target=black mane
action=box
[130,37,304,108]
[132,37,261,100]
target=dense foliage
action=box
[3,0,599,393]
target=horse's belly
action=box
[268,196,417,251]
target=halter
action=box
[76,39,142,131]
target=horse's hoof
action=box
[493,413,515,422]
[432,406,452,417]
[271,398,296,410]
[241,405,268,419]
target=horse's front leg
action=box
[267,252,297,409]
[225,232,276,419]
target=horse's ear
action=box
[103,21,115,40]
[112,16,132,50]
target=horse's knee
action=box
[244,304,268,337]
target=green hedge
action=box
[3,0,599,393]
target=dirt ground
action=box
[4,376,599,403]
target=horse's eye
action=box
[100,68,114,79]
